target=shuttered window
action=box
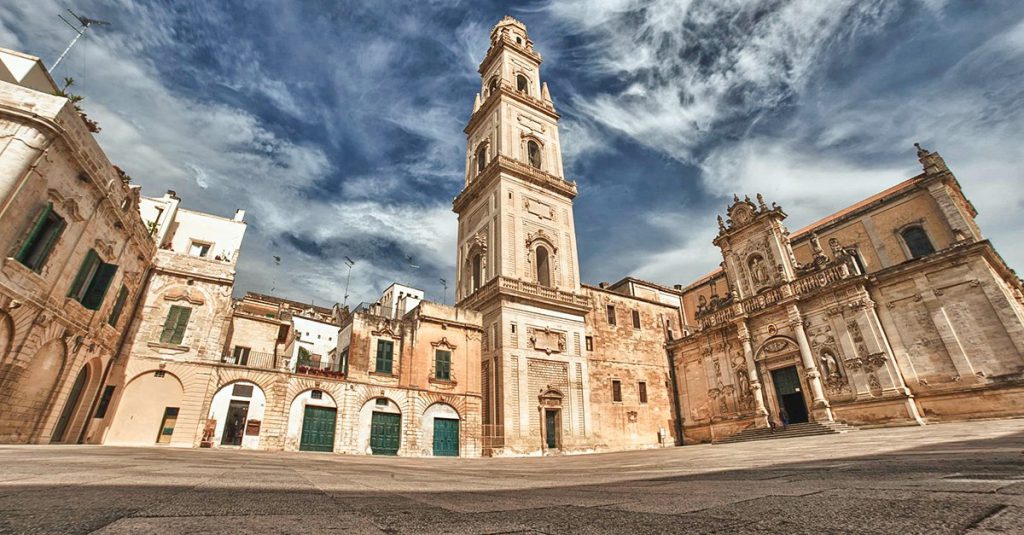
[68,249,118,310]
[16,202,66,272]
[159,305,191,345]
[435,349,451,380]
[107,285,130,326]
[376,340,394,374]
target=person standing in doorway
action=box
[780,407,790,430]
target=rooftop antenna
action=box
[52,9,111,72]
[440,278,448,305]
[343,256,355,307]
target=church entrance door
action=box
[771,366,809,424]
[544,409,559,450]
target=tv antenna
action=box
[439,278,448,305]
[342,256,356,307]
[52,9,111,72]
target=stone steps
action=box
[713,421,857,445]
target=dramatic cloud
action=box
[3,0,1022,305]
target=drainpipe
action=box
[76,264,154,443]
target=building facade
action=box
[669,146,1024,443]
[0,49,155,445]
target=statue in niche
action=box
[749,255,769,285]
[736,370,749,394]
[820,349,841,379]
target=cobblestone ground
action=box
[1,419,1022,534]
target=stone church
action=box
[452,16,1024,454]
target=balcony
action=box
[221,350,281,371]
[460,276,592,314]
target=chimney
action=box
[673,284,683,291]
[599,282,609,289]
[234,209,246,222]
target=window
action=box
[606,305,616,325]
[435,349,452,380]
[159,305,192,345]
[311,390,323,400]
[232,346,251,365]
[154,370,166,378]
[232,383,254,397]
[189,241,212,257]
[511,323,517,334]
[612,380,622,402]
[68,249,118,310]
[16,202,66,272]
[375,339,394,374]
[632,310,641,329]
[638,381,648,404]
[376,398,389,407]
[901,226,935,259]
[107,285,129,327]
[516,74,528,93]
[536,246,551,287]
[339,348,350,374]
[488,76,499,95]
[476,145,487,173]
[527,140,541,169]
[472,253,483,292]
[585,336,593,351]
[93,385,116,419]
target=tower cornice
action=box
[464,82,558,136]
[478,33,542,76]
[452,155,577,214]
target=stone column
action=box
[787,304,834,422]
[735,319,769,427]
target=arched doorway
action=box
[287,389,337,453]
[6,339,65,441]
[422,403,460,457]
[208,381,266,449]
[50,364,89,443]
[538,389,563,452]
[106,370,184,446]
[357,397,401,455]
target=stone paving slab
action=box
[0,419,1020,534]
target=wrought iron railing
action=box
[221,350,279,370]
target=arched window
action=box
[472,253,482,292]
[901,226,935,259]
[536,246,551,287]
[527,140,541,169]
[476,145,487,174]
[516,74,528,94]
[487,76,499,96]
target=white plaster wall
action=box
[292,316,340,369]
[207,381,266,449]
[166,209,246,262]
[420,403,460,456]
[285,390,338,451]
[355,397,401,455]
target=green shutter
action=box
[376,340,393,374]
[435,350,451,380]
[82,261,117,310]
[108,285,129,326]
[160,306,190,344]
[32,215,66,271]
[169,306,191,345]
[16,203,52,262]
[68,250,99,300]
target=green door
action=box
[370,412,401,455]
[299,406,337,452]
[432,418,460,457]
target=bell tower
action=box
[453,16,592,455]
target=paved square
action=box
[1,419,1022,534]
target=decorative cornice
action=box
[453,155,576,213]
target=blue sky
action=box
[3,1,1023,306]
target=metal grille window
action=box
[159,305,192,345]
[376,340,394,374]
[311,390,323,400]
[435,349,452,381]
[612,380,622,402]
[16,202,66,272]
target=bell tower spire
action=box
[452,16,593,455]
